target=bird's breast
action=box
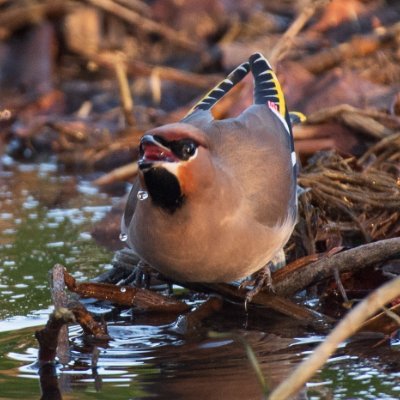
[129,198,295,282]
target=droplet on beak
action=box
[119,233,128,242]
[137,189,149,201]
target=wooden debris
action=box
[311,0,368,33]
[273,249,342,281]
[274,238,400,297]
[0,1,72,40]
[301,21,400,74]
[306,104,400,139]
[269,0,328,66]
[87,0,199,50]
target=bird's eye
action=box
[182,143,196,157]
[171,139,198,161]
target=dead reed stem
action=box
[269,276,400,400]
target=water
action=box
[0,157,113,325]
[1,156,400,399]
[119,233,128,242]
[137,190,149,201]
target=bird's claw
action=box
[244,264,275,308]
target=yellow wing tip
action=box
[289,111,307,125]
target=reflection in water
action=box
[5,314,400,400]
[7,314,309,400]
[1,157,400,400]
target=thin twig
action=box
[269,0,328,66]
[358,133,400,165]
[69,301,110,339]
[93,52,219,89]
[87,0,198,50]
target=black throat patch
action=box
[143,167,184,213]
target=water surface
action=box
[1,156,400,399]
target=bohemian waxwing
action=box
[121,52,300,283]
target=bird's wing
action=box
[206,52,298,228]
[209,106,296,228]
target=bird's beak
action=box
[138,135,179,170]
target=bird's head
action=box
[137,122,214,213]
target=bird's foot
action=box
[111,248,166,290]
[119,260,155,288]
[94,248,140,283]
[245,264,274,306]
[112,248,140,270]
[243,250,287,307]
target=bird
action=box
[120,52,301,284]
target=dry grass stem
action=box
[114,56,136,127]
[94,162,138,186]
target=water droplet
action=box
[137,190,149,201]
[120,287,127,293]
[119,233,128,242]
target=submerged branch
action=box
[182,281,332,325]
[64,268,190,313]
[35,308,75,364]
